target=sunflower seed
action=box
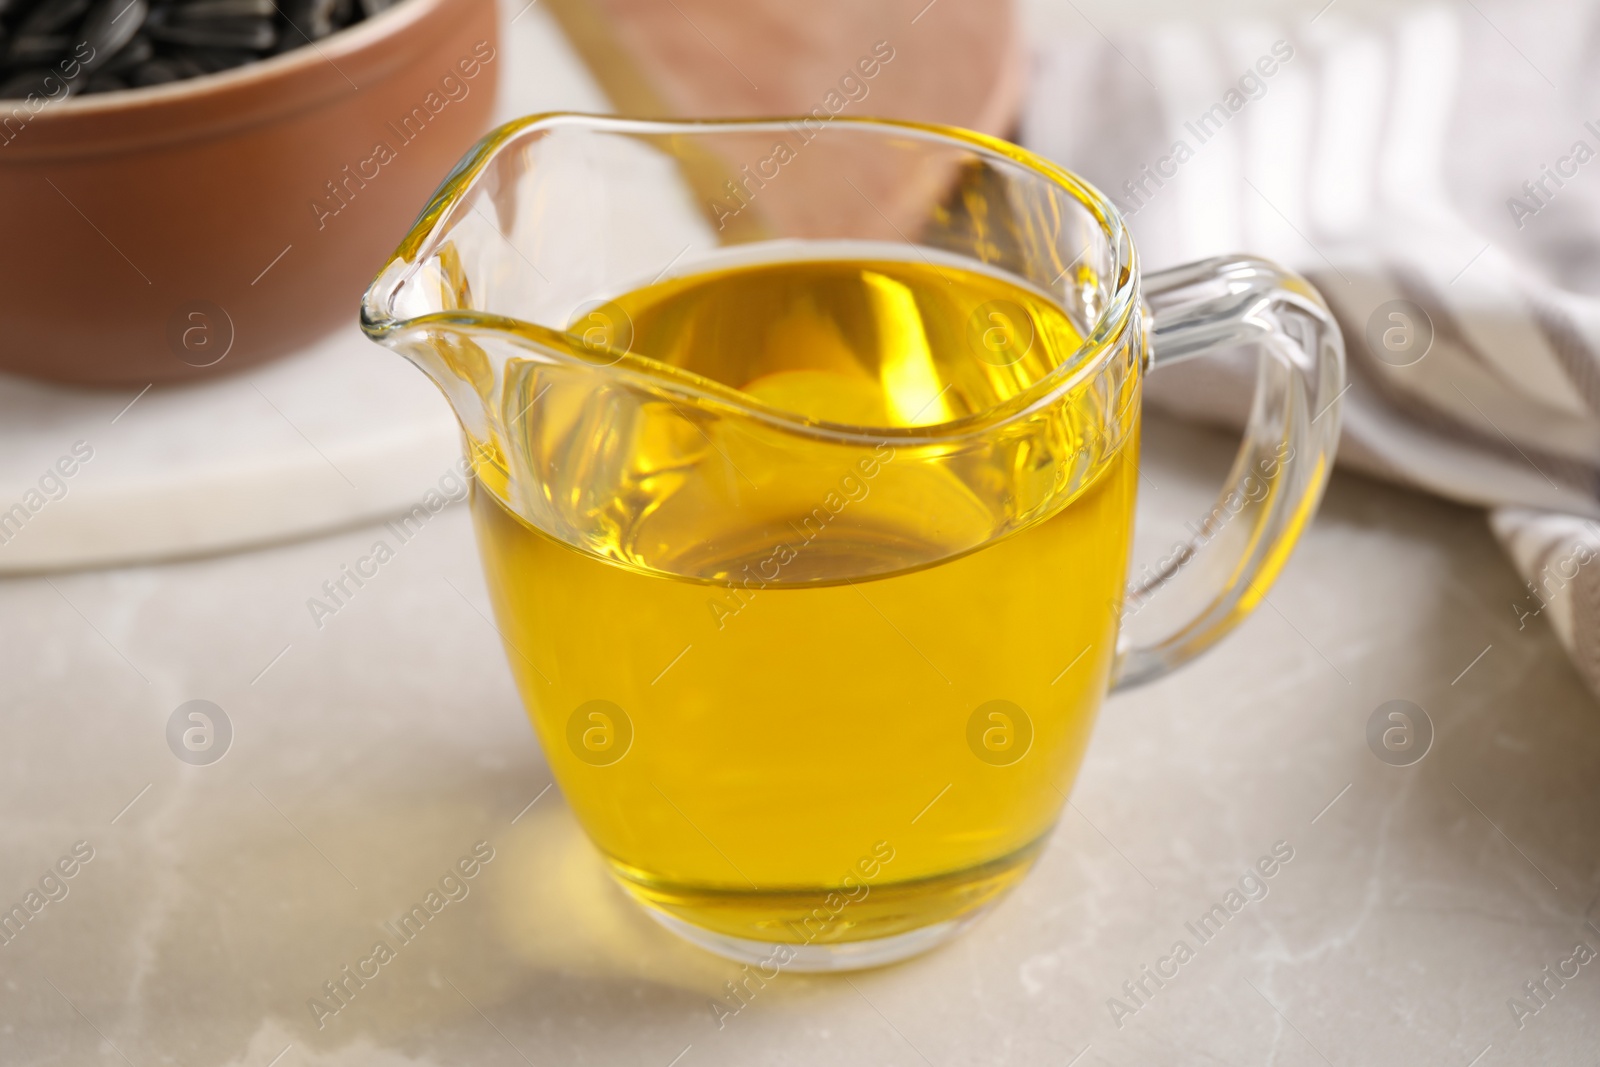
[128,54,179,84]
[17,0,93,35]
[282,0,337,38]
[171,43,251,70]
[82,67,124,90]
[169,52,206,75]
[0,65,69,97]
[166,0,275,20]
[8,33,67,63]
[75,0,147,72]
[145,16,275,49]
[100,29,150,69]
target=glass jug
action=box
[361,114,1344,970]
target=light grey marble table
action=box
[3,414,1597,1067]
[6,0,1598,1063]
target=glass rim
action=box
[360,112,1141,445]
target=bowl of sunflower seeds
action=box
[0,0,499,385]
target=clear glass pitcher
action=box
[361,114,1344,970]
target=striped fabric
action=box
[1020,0,1600,697]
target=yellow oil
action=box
[470,255,1140,945]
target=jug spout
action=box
[360,238,500,447]
[361,110,798,447]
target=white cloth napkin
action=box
[1021,0,1600,697]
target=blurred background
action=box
[2,0,1599,1064]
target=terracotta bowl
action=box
[0,0,499,387]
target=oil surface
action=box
[471,256,1140,944]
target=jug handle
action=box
[1111,255,1347,689]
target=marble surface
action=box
[6,0,1600,1065]
[3,415,1598,1067]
